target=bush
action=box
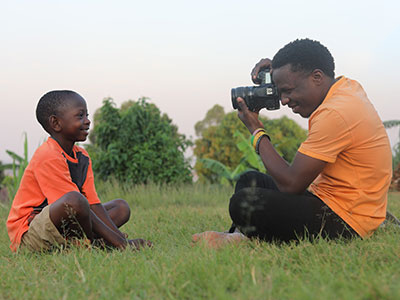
[87,98,192,185]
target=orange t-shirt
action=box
[6,137,101,251]
[298,76,392,238]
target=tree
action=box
[193,106,307,183]
[87,97,192,184]
[194,104,225,136]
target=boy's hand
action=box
[127,239,153,251]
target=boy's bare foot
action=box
[191,231,248,249]
[128,239,153,251]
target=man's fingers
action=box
[236,97,247,112]
[251,66,260,81]
[251,58,272,84]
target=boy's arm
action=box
[88,207,129,249]
[90,204,126,239]
[89,209,127,249]
[90,206,150,250]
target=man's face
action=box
[272,64,324,118]
[57,94,91,142]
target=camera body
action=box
[231,69,280,111]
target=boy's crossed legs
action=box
[22,191,151,252]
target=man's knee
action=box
[229,189,259,237]
[235,171,265,191]
[237,170,260,184]
[229,187,268,225]
[229,190,247,225]
[235,171,277,192]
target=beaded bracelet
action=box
[250,128,266,146]
[253,132,271,154]
[255,134,269,154]
[252,131,267,149]
[252,128,266,136]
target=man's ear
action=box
[49,115,62,132]
[311,69,324,86]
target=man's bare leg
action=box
[192,231,248,249]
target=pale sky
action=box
[1,0,400,163]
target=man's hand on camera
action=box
[251,58,272,84]
[237,97,265,133]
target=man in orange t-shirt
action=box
[297,76,392,237]
[193,39,392,247]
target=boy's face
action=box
[56,94,91,142]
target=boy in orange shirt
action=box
[7,90,152,252]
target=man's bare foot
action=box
[128,239,153,251]
[191,231,248,249]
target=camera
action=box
[231,69,280,111]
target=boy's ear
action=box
[48,115,62,132]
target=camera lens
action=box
[231,86,256,109]
[231,87,250,109]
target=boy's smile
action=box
[57,94,91,143]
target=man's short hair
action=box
[36,90,78,133]
[272,38,335,78]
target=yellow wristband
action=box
[255,134,268,154]
[252,131,267,150]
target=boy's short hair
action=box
[272,38,335,78]
[36,90,79,133]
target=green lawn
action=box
[1,183,399,300]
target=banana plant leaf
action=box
[234,130,266,173]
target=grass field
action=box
[1,183,400,300]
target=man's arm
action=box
[236,98,326,194]
[257,138,326,194]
